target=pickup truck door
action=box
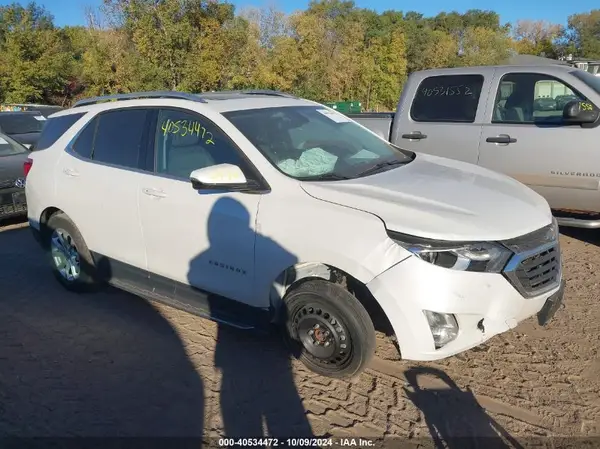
[477,67,600,214]
[389,69,495,164]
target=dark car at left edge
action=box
[0,132,28,221]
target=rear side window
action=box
[91,109,149,169]
[72,117,97,159]
[34,113,85,151]
[410,74,484,123]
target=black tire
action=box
[282,279,376,378]
[46,213,99,292]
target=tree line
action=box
[0,0,598,111]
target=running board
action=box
[556,216,600,229]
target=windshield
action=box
[0,133,27,156]
[223,106,414,180]
[0,113,44,134]
[571,69,600,95]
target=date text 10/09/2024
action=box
[217,438,375,447]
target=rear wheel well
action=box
[278,263,395,337]
[39,207,63,248]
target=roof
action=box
[55,90,316,117]
[2,103,62,108]
[418,61,575,76]
[0,110,42,116]
[503,54,569,66]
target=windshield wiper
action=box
[299,173,352,181]
[357,159,407,177]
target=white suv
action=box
[25,90,565,378]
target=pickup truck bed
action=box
[347,113,394,141]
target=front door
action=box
[478,69,600,213]
[138,107,263,307]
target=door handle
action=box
[486,134,517,144]
[142,187,167,198]
[401,131,427,140]
[63,168,79,177]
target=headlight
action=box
[387,230,512,273]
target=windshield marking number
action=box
[161,119,215,145]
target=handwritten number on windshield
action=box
[161,119,215,145]
[421,85,473,97]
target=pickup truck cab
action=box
[351,64,600,229]
[25,90,564,379]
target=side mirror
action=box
[190,163,248,190]
[563,100,600,124]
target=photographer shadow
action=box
[187,196,314,442]
[404,367,524,449]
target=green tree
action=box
[0,3,73,103]
[565,10,600,58]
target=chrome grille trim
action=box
[502,221,562,299]
[0,179,16,189]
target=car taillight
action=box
[24,158,33,177]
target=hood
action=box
[300,153,553,242]
[0,151,28,183]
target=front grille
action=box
[514,246,560,294]
[0,179,16,189]
[502,222,562,298]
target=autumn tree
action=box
[0,0,586,109]
[512,20,564,57]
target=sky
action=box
[0,0,596,28]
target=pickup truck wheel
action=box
[46,213,99,292]
[282,279,376,378]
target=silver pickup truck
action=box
[350,64,600,229]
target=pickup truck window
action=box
[224,106,414,181]
[571,69,600,95]
[410,74,484,123]
[492,73,585,124]
[0,113,44,135]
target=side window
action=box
[92,109,149,169]
[410,74,484,123]
[492,73,585,124]
[33,113,85,151]
[155,109,247,179]
[71,117,97,159]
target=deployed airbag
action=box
[277,147,338,177]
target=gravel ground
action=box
[0,217,598,448]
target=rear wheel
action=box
[282,279,376,378]
[46,213,99,292]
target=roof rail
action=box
[198,89,297,99]
[240,89,297,98]
[72,91,207,108]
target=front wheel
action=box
[282,279,376,378]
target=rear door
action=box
[389,69,493,164]
[478,67,600,213]
[55,107,152,272]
